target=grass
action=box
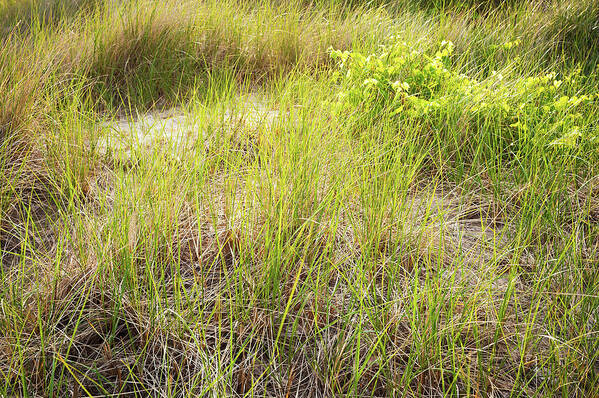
[1,0,598,396]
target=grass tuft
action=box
[1,0,598,396]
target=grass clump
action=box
[1,0,599,397]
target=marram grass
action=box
[0,0,598,396]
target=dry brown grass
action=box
[1,0,598,396]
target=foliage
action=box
[330,40,598,163]
[1,0,598,396]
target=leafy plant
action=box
[330,40,597,156]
